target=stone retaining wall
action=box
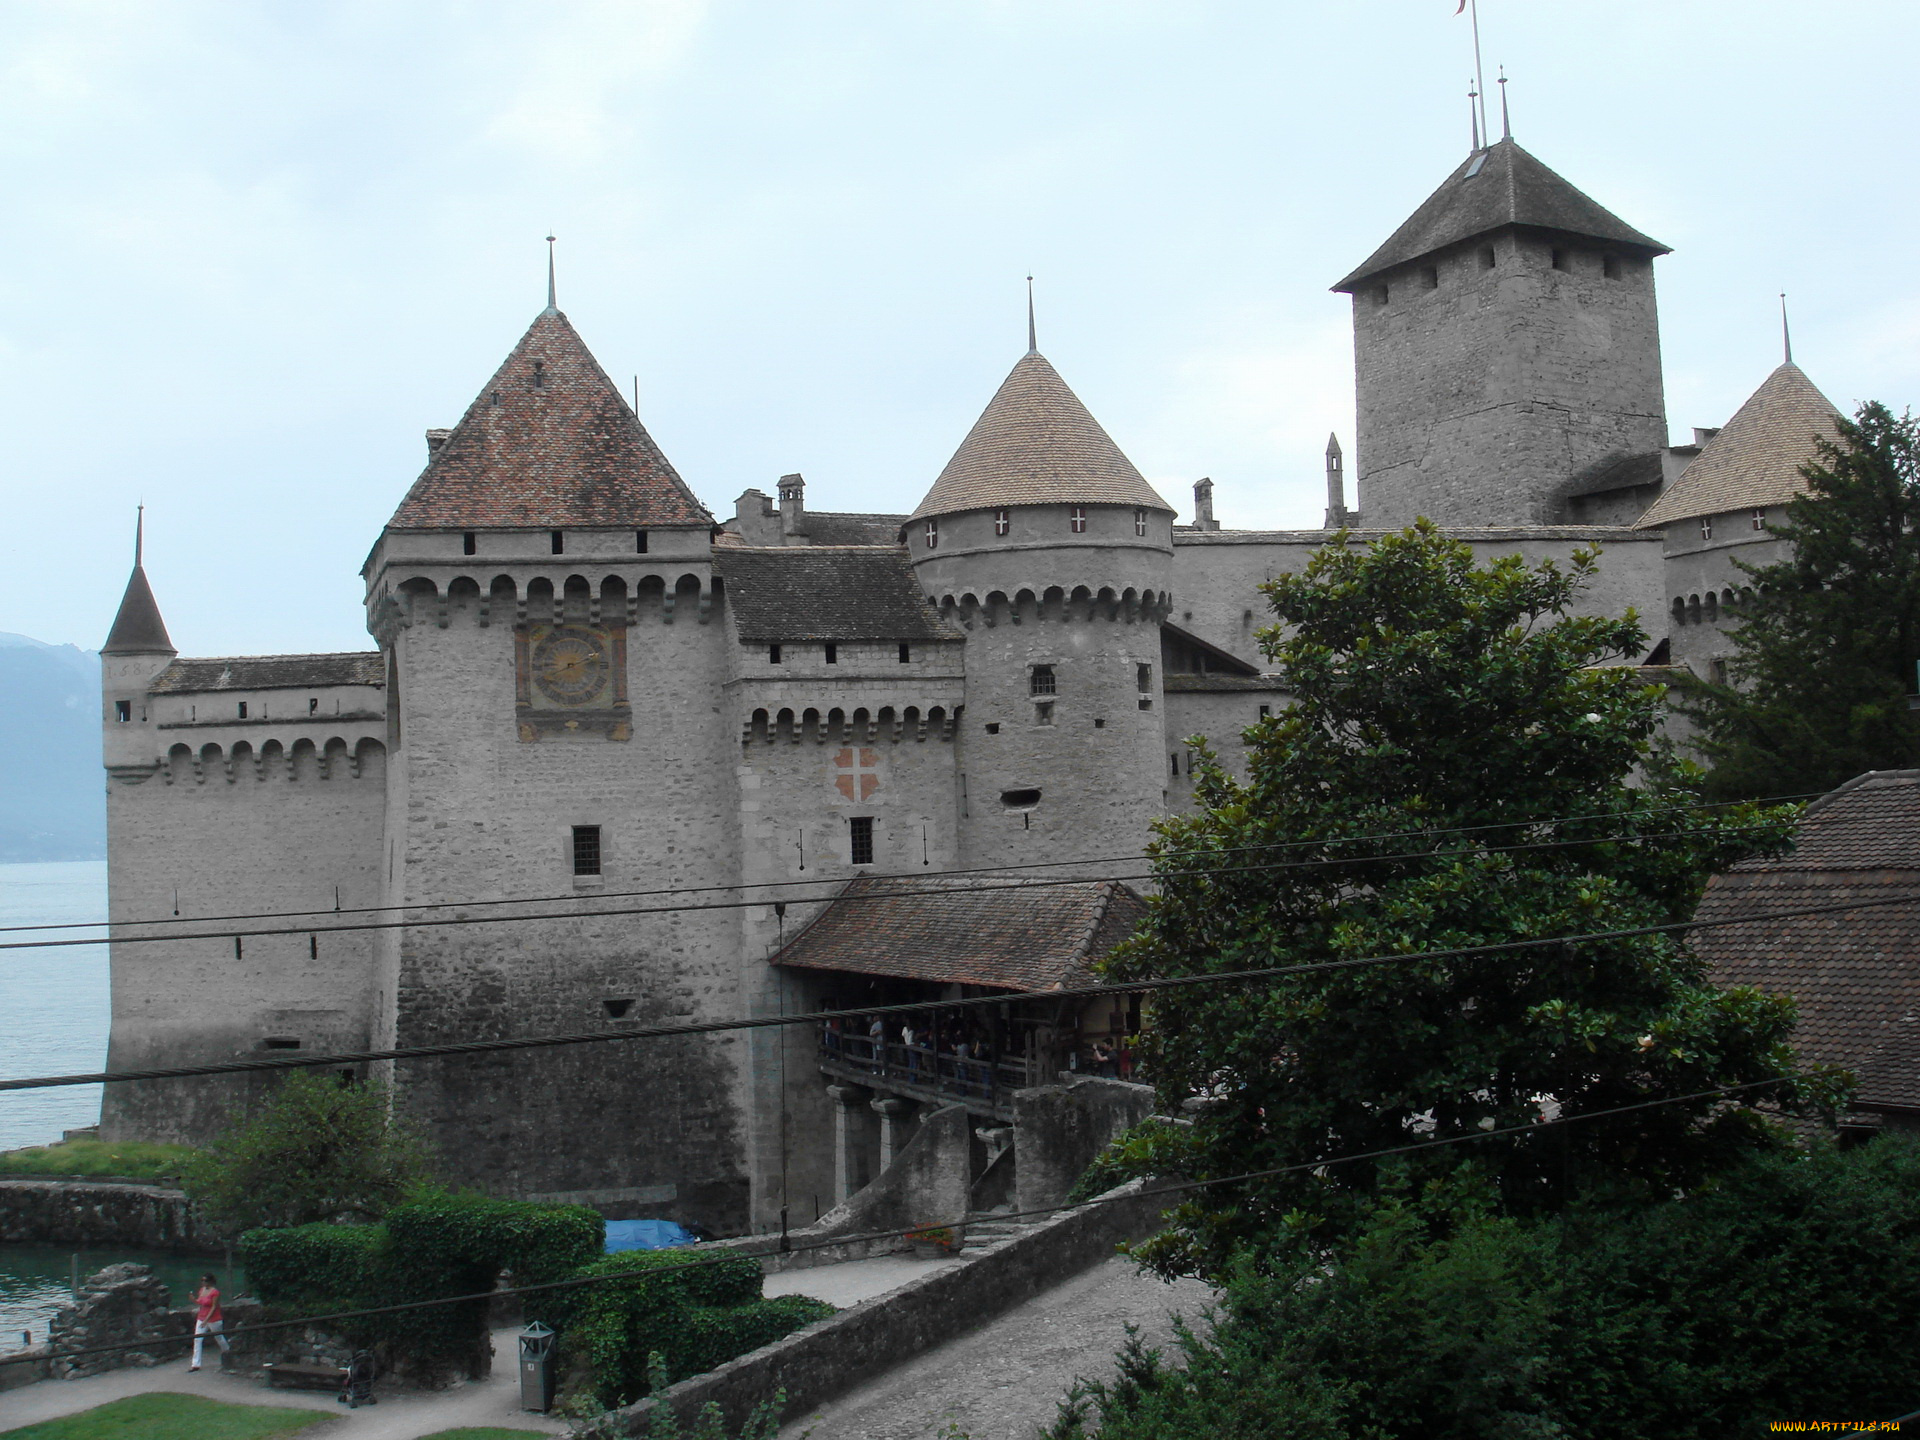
[589,1179,1174,1437]
[0,1179,220,1253]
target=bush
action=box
[0,1137,198,1181]
[1047,1137,1920,1440]
[240,1192,602,1381]
[557,1249,832,1408]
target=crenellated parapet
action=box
[741,703,960,747]
[932,584,1173,630]
[154,736,387,786]
[367,569,721,645]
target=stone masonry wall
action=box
[0,1180,219,1253]
[1354,232,1667,530]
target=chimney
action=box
[1324,434,1350,528]
[1692,427,1721,448]
[1192,478,1221,531]
[426,428,452,454]
[777,473,806,542]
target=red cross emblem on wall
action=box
[833,747,881,801]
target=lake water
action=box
[0,860,108,1151]
[0,1245,248,1349]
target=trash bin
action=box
[518,1321,556,1413]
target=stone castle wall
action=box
[1354,232,1667,529]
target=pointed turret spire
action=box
[1780,292,1793,365]
[545,234,558,314]
[103,509,176,656]
[1498,66,1511,139]
[1026,275,1037,354]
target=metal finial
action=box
[1026,275,1037,354]
[546,235,557,312]
[1498,66,1510,139]
[134,505,145,568]
[1469,80,1481,152]
[1780,293,1793,364]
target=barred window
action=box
[995,509,1010,536]
[1070,506,1087,534]
[1030,664,1056,696]
[1752,508,1766,531]
[1700,515,1714,542]
[849,816,875,866]
[925,519,939,549]
[572,825,602,877]
[1135,508,1148,536]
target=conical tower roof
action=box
[1636,363,1844,529]
[103,564,174,655]
[1333,138,1670,292]
[387,309,711,530]
[910,351,1170,522]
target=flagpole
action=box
[1468,0,1489,147]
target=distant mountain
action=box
[0,633,106,862]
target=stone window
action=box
[1752,508,1767,531]
[1070,507,1087,534]
[308,698,319,715]
[1137,663,1152,693]
[636,529,649,553]
[1711,659,1729,685]
[236,701,248,719]
[551,530,565,555]
[1169,752,1181,777]
[825,643,839,664]
[925,519,939,549]
[1035,701,1055,726]
[1480,246,1496,269]
[1001,788,1041,809]
[1604,254,1623,280]
[849,816,875,866]
[898,643,911,663]
[309,934,318,959]
[1030,664,1056,696]
[260,1037,301,1050]
[1373,284,1389,305]
[572,824,602,877]
[994,508,1010,536]
[1259,704,1271,719]
[1134,508,1148,536]
[1700,515,1714,542]
[462,531,477,555]
[769,643,782,664]
[603,998,634,1020]
[1550,248,1568,271]
[984,722,1000,735]
[1422,265,1439,290]
[115,700,130,722]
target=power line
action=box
[1,891,1902,1094]
[0,790,1815,939]
[19,1074,1801,1366]
[0,817,1799,957]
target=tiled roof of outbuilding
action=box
[387,309,711,531]
[1694,771,1920,1087]
[771,877,1146,992]
[1857,1013,1920,1113]
[909,351,1171,521]
[716,547,960,642]
[151,653,385,694]
[1635,363,1844,528]
[1334,139,1669,292]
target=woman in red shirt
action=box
[189,1274,231,1371]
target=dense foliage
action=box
[554,1248,833,1408]
[242,1191,602,1380]
[1679,401,1920,797]
[181,1072,435,1233]
[1102,524,1831,1274]
[1045,1138,1920,1439]
[0,1137,196,1180]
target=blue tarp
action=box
[603,1219,697,1253]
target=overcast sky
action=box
[3,0,1914,656]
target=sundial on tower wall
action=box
[514,622,632,741]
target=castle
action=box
[96,134,1845,1235]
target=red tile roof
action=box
[1695,771,1920,1095]
[386,309,711,531]
[771,877,1146,992]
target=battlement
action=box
[742,703,961,746]
[933,584,1173,630]
[151,736,386,786]
[368,568,721,642]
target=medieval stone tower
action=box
[908,344,1175,868]
[1334,137,1672,528]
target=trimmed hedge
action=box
[556,1250,833,1407]
[240,1192,601,1380]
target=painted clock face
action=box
[530,626,610,706]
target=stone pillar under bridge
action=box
[827,1083,873,1205]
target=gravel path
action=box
[778,1257,1214,1440]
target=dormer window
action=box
[532,360,546,387]
[924,519,938,549]
[994,509,1010,536]
[1070,507,1087,534]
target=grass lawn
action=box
[0,1393,331,1440]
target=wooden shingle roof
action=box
[716,547,961,643]
[771,877,1146,992]
[909,351,1171,521]
[386,309,711,531]
[1694,771,1920,1086]
[1636,363,1844,529]
[1334,139,1669,292]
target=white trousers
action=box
[191,1319,230,1367]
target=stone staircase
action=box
[963,1210,1049,1253]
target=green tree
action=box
[1679,401,1920,798]
[182,1071,434,1232]
[1103,523,1829,1276]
